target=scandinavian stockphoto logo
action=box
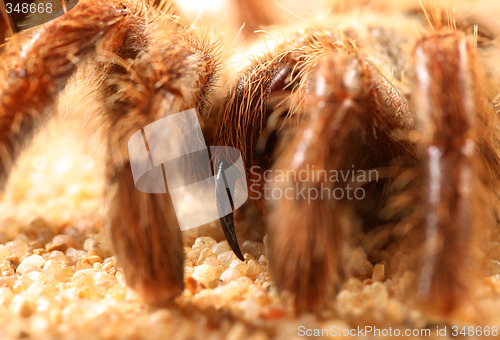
[127,108,248,231]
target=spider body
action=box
[0,0,499,321]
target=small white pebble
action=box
[246,260,263,278]
[241,240,264,257]
[72,268,98,280]
[215,279,249,300]
[220,268,243,283]
[228,259,247,276]
[83,239,110,259]
[46,235,75,252]
[193,264,218,287]
[17,255,46,274]
[27,270,41,281]
[185,248,201,263]
[212,242,230,256]
[192,237,217,250]
[203,256,220,266]
[197,248,214,264]
[46,250,69,264]
[65,248,86,263]
[217,251,238,268]
[42,260,56,272]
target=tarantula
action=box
[0,0,499,320]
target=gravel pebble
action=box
[17,255,46,275]
[46,235,76,252]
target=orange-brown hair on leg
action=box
[102,25,219,305]
[0,1,127,190]
[411,31,499,317]
[267,52,413,313]
[266,55,358,313]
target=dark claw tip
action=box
[219,212,245,261]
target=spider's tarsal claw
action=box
[219,211,245,261]
[215,158,245,261]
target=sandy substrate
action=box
[0,117,499,340]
